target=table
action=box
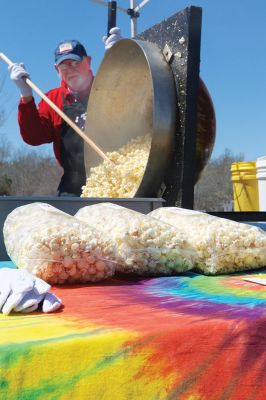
[1,261,266,400]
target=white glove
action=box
[13,285,62,314]
[8,62,33,97]
[0,268,62,315]
[103,27,122,50]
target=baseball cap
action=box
[54,40,87,66]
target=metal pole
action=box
[88,0,151,38]
[107,1,117,35]
[130,0,137,37]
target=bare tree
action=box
[0,76,6,129]
[0,136,11,164]
[0,76,61,196]
[0,81,12,195]
[0,110,4,129]
[6,150,61,196]
[194,149,245,211]
[0,135,61,196]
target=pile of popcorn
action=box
[149,207,266,275]
[75,203,195,275]
[3,203,116,284]
[81,134,152,198]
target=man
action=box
[9,27,122,196]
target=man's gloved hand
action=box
[103,27,122,50]
[8,63,33,98]
[0,268,62,315]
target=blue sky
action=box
[0,0,265,162]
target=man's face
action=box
[55,56,93,92]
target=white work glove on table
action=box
[8,63,33,98]
[103,27,122,50]
[0,268,62,315]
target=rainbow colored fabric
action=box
[1,261,266,400]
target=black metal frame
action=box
[209,211,266,222]
[137,6,202,208]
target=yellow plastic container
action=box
[231,162,259,211]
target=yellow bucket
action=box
[231,162,259,211]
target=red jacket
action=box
[18,80,78,166]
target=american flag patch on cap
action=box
[58,42,74,53]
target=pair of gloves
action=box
[9,27,122,98]
[0,268,62,315]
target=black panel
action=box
[137,6,202,207]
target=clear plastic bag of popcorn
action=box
[75,203,195,276]
[149,207,266,275]
[3,203,117,284]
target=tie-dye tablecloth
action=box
[1,261,266,400]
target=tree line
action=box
[0,137,61,196]
[194,149,244,211]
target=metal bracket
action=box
[127,8,140,18]
[157,181,167,197]
[163,44,174,63]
